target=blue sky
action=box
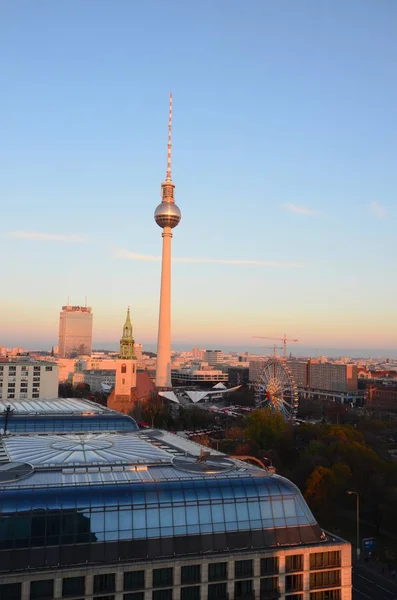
[1,0,396,354]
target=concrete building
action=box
[58,304,93,358]
[228,366,249,387]
[248,357,266,384]
[309,362,358,393]
[0,359,58,400]
[286,360,309,388]
[73,369,116,393]
[154,94,182,388]
[204,350,224,366]
[172,363,228,387]
[366,384,397,412]
[0,398,352,600]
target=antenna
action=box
[67,296,70,305]
[166,92,172,181]
[85,296,87,307]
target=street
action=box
[353,563,397,600]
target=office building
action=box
[204,350,224,366]
[0,399,352,600]
[228,366,249,387]
[0,359,58,400]
[154,93,182,388]
[58,304,93,358]
[309,362,358,393]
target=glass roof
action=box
[3,433,171,466]
[0,397,110,414]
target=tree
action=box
[304,466,335,509]
[244,409,288,449]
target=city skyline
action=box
[1,1,396,353]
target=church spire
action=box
[120,307,135,359]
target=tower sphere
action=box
[154,201,181,229]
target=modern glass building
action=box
[0,409,351,600]
[0,397,138,434]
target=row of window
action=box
[0,565,342,600]
[0,579,343,600]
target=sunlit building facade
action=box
[58,305,93,358]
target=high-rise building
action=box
[154,94,181,388]
[309,361,358,393]
[58,304,93,358]
[204,349,224,365]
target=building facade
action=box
[73,369,116,393]
[204,350,224,366]
[0,360,58,400]
[309,362,358,394]
[58,305,93,358]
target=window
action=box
[94,596,114,600]
[208,583,227,600]
[261,557,279,575]
[124,571,145,591]
[181,565,201,585]
[310,552,341,570]
[46,366,53,371]
[310,591,341,600]
[208,563,227,582]
[153,568,173,588]
[63,576,85,597]
[152,591,172,600]
[180,586,200,600]
[285,575,303,593]
[260,577,278,593]
[285,555,303,572]
[0,582,21,600]
[310,571,341,589]
[33,377,40,382]
[121,364,127,374]
[30,579,54,600]
[124,594,144,600]
[32,393,39,398]
[235,579,253,599]
[94,574,116,594]
[285,595,303,600]
[235,560,253,578]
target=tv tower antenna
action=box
[166,92,173,181]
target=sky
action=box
[1,0,396,355]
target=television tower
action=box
[154,93,181,388]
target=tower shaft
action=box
[156,227,172,387]
[154,94,181,389]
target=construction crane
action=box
[259,345,283,358]
[253,334,299,359]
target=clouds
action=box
[7,231,87,242]
[112,247,301,268]
[284,203,315,215]
[369,201,386,219]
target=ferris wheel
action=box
[254,357,298,420]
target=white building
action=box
[0,360,58,400]
[58,305,93,358]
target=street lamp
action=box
[347,490,360,560]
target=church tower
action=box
[114,308,137,398]
[120,307,136,359]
